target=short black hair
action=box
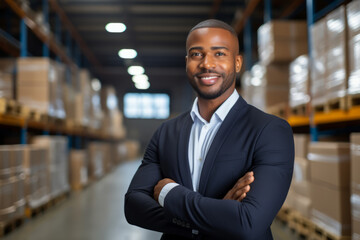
[188,19,238,38]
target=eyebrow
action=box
[188,46,229,52]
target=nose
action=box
[199,54,216,69]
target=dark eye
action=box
[190,52,202,57]
[215,52,225,56]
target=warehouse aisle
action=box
[3,159,161,240]
[3,159,300,240]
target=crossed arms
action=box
[125,118,294,239]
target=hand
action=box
[223,171,254,202]
[154,178,176,202]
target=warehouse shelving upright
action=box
[0,0,124,149]
[244,0,360,141]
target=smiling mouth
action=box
[197,75,220,85]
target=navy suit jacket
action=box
[125,96,294,240]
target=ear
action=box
[235,55,242,73]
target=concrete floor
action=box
[3,160,301,240]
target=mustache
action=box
[194,69,221,77]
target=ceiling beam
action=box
[280,0,305,18]
[209,0,223,18]
[233,0,262,34]
[49,0,102,69]
[4,0,76,69]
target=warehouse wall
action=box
[109,75,195,152]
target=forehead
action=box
[186,27,237,50]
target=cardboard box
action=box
[0,59,15,100]
[308,142,350,188]
[293,180,311,199]
[0,147,11,180]
[294,134,310,158]
[311,181,351,236]
[32,136,69,199]
[295,194,311,219]
[283,189,296,209]
[70,150,88,190]
[258,21,308,65]
[88,142,105,180]
[351,188,360,240]
[293,157,310,182]
[23,145,50,209]
[351,133,360,191]
[16,57,65,118]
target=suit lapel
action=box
[177,114,193,189]
[198,97,248,194]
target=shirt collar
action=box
[190,89,239,123]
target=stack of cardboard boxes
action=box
[311,6,349,107]
[347,1,360,96]
[289,55,310,109]
[0,59,15,100]
[292,134,312,218]
[75,69,92,127]
[0,146,25,224]
[100,86,126,139]
[17,57,66,119]
[23,146,49,209]
[308,142,351,237]
[32,136,69,200]
[69,150,88,191]
[351,133,360,240]
[325,6,348,101]
[244,20,308,111]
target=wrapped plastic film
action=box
[347,0,360,95]
[325,5,348,100]
[311,208,351,237]
[289,55,310,107]
[310,18,327,106]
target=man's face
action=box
[185,27,242,100]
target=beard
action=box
[189,69,236,100]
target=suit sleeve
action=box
[124,124,193,238]
[163,118,294,239]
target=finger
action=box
[236,192,247,202]
[232,185,250,199]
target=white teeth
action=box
[201,76,217,80]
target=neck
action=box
[197,89,233,122]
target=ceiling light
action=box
[91,78,101,91]
[128,66,145,75]
[135,81,150,90]
[132,74,149,83]
[105,22,126,33]
[118,49,137,59]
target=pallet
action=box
[0,217,24,238]
[25,201,50,218]
[276,206,292,225]
[0,98,22,116]
[291,103,310,117]
[288,211,314,238]
[47,191,69,207]
[267,103,290,119]
[347,93,360,109]
[326,97,347,112]
[312,96,347,114]
[309,224,351,240]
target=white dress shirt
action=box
[158,90,239,207]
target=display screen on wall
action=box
[124,93,170,119]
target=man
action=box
[125,19,294,240]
